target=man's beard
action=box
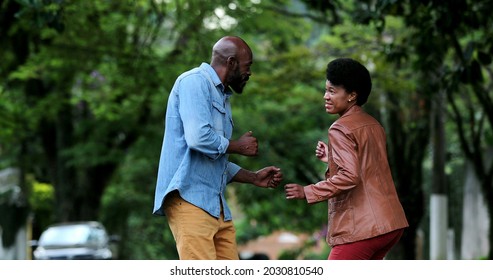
[228,67,247,94]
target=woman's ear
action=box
[350,92,358,102]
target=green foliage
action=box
[2,0,491,260]
[99,125,177,259]
[29,180,54,211]
[0,0,421,258]
[0,91,19,157]
[28,179,55,237]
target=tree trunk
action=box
[480,150,493,259]
[384,91,429,259]
[430,90,448,259]
[461,161,489,259]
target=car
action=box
[31,221,117,260]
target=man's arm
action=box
[232,166,283,188]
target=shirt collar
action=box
[199,62,232,95]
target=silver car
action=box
[32,221,116,260]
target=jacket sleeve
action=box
[305,124,360,204]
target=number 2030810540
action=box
[262,266,324,276]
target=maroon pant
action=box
[328,229,404,260]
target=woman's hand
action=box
[284,183,305,200]
[315,141,329,163]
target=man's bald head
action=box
[211,36,252,66]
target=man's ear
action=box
[227,56,237,68]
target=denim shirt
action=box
[153,63,241,221]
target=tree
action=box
[6,0,480,260]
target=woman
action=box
[284,58,408,260]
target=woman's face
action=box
[324,80,356,116]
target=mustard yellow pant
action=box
[163,192,239,260]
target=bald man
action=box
[153,36,283,260]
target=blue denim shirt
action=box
[153,63,241,221]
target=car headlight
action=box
[98,249,112,260]
[33,247,48,260]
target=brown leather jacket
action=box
[304,105,409,246]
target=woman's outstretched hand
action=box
[284,183,305,200]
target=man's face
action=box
[228,51,252,94]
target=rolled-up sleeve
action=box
[225,162,241,183]
[179,74,228,160]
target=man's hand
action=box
[284,183,305,200]
[254,166,283,188]
[228,131,258,156]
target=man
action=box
[153,36,283,260]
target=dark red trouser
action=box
[328,228,404,260]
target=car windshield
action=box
[38,225,91,246]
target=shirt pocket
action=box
[212,100,226,136]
